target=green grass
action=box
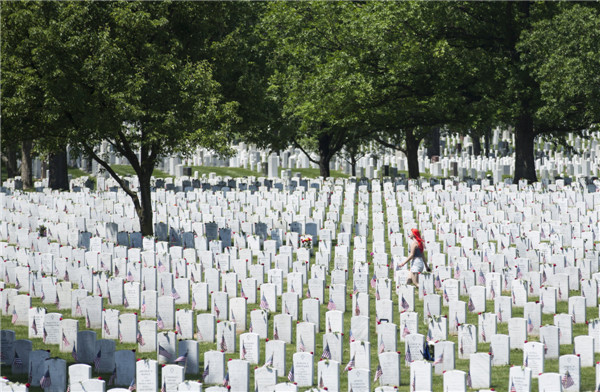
[191,165,262,178]
[68,167,92,179]
[278,167,349,179]
[110,165,173,179]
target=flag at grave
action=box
[11,308,18,324]
[119,329,123,343]
[160,281,165,296]
[490,285,496,299]
[443,288,449,302]
[405,345,412,365]
[274,326,279,340]
[157,315,165,330]
[55,294,60,308]
[562,371,574,389]
[376,287,381,300]
[510,380,517,392]
[353,282,358,295]
[223,372,230,388]
[344,355,355,371]
[319,375,324,389]
[288,365,294,381]
[161,380,167,392]
[327,298,336,311]
[401,296,409,311]
[40,369,52,389]
[176,320,182,335]
[355,301,361,316]
[214,303,220,318]
[434,275,441,289]
[13,352,22,368]
[86,311,91,328]
[379,339,385,353]
[349,330,356,343]
[104,319,111,335]
[321,343,331,360]
[306,286,311,298]
[203,364,210,380]
[402,324,411,338]
[72,346,79,362]
[478,270,486,285]
[265,353,273,367]
[434,352,444,365]
[374,364,383,382]
[466,371,472,388]
[527,316,534,333]
[371,273,377,288]
[41,288,45,301]
[159,344,173,359]
[32,319,38,335]
[94,350,102,372]
[482,326,486,342]
[96,281,102,296]
[468,298,475,312]
[43,328,48,343]
[427,328,433,342]
[455,264,461,279]
[516,265,523,279]
[299,336,306,352]
[327,319,332,333]
[128,379,136,391]
[137,331,145,346]
[220,334,228,352]
[260,294,269,310]
[192,295,196,309]
[158,260,166,273]
[127,271,134,282]
[109,367,117,386]
[108,290,112,305]
[175,351,188,364]
[171,287,180,300]
[411,372,416,391]
[76,298,82,315]
[497,306,503,322]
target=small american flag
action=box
[128,379,136,391]
[468,298,475,312]
[104,319,111,335]
[349,329,356,343]
[344,355,355,371]
[86,311,91,328]
[157,315,164,330]
[542,270,547,284]
[327,298,336,311]
[512,291,516,305]
[76,298,82,315]
[31,319,38,335]
[434,274,441,289]
[299,336,306,352]
[43,328,48,343]
[214,302,220,318]
[455,264,461,279]
[478,270,486,285]
[94,349,102,372]
[401,296,409,311]
[40,369,52,389]
[220,334,228,352]
[273,326,279,340]
[402,324,411,338]
[202,364,210,380]
[490,285,496,299]
[158,345,172,359]
[411,372,416,391]
[455,314,460,328]
[171,287,180,300]
[41,288,45,301]
[516,265,523,279]
[355,301,361,316]
[127,271,134,282]
[240,285,246,298]
[321,343,331,360]
[405,345,412,365]
[319,375,325,389]
[264,353,273,367]
[562,370,574,389]
[176,320,182,335]
[524,354,528,368]
[161,380,166,392]
[160,281,165,296]
[123,295,129,308]
[136,331,145,346]
[374,364,383,382]
[72,346,79,362]
[13,352,23,368]
[489,344,494,360]
[379,339,385,353]
[481,327,486,342]
[288,365,294,381]
[466,371,472,388]
[260,294,269,310]
[433,351,444,365]
[353,282,358,295]
[223,372,230,388]
[370,274,377,288]
[306,286,311,298]
[443,288,449,302]
[175,351,188,364]
[109,367,117,386]
[527,316,534,333]
[510,380,517,392]
[11,308,18,324]
[241,343,247,360]
[96,281,102,296]
[63,333,70,347]
[375,287,381,300]
[158,260,166,273]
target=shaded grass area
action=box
[111,165,172,179]
[191,165,262,178]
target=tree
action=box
[520,5,600,136]
[260,2,374,178]
[33,2,238,235]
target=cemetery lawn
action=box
[278,168,349,179]
[111,164,172,178]
[68,167,91,179]
[191,165,262,178]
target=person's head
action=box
[411,228,424,250]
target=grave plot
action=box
[2,176,600,392]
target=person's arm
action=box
[400,243,417,268]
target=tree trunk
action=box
[3,146,19,178]
[426,127,441,158]
[350,155,357,177]
[49,148,70,190]
[484,128,491,157]
[137,172,154,236]
[472,134,482,156]
[513,114,537,183]
[20,140,33,188]
[317,133,332,178]
[405,131,421,179]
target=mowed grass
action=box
[1,189,597,391]
[111,164,172,179]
